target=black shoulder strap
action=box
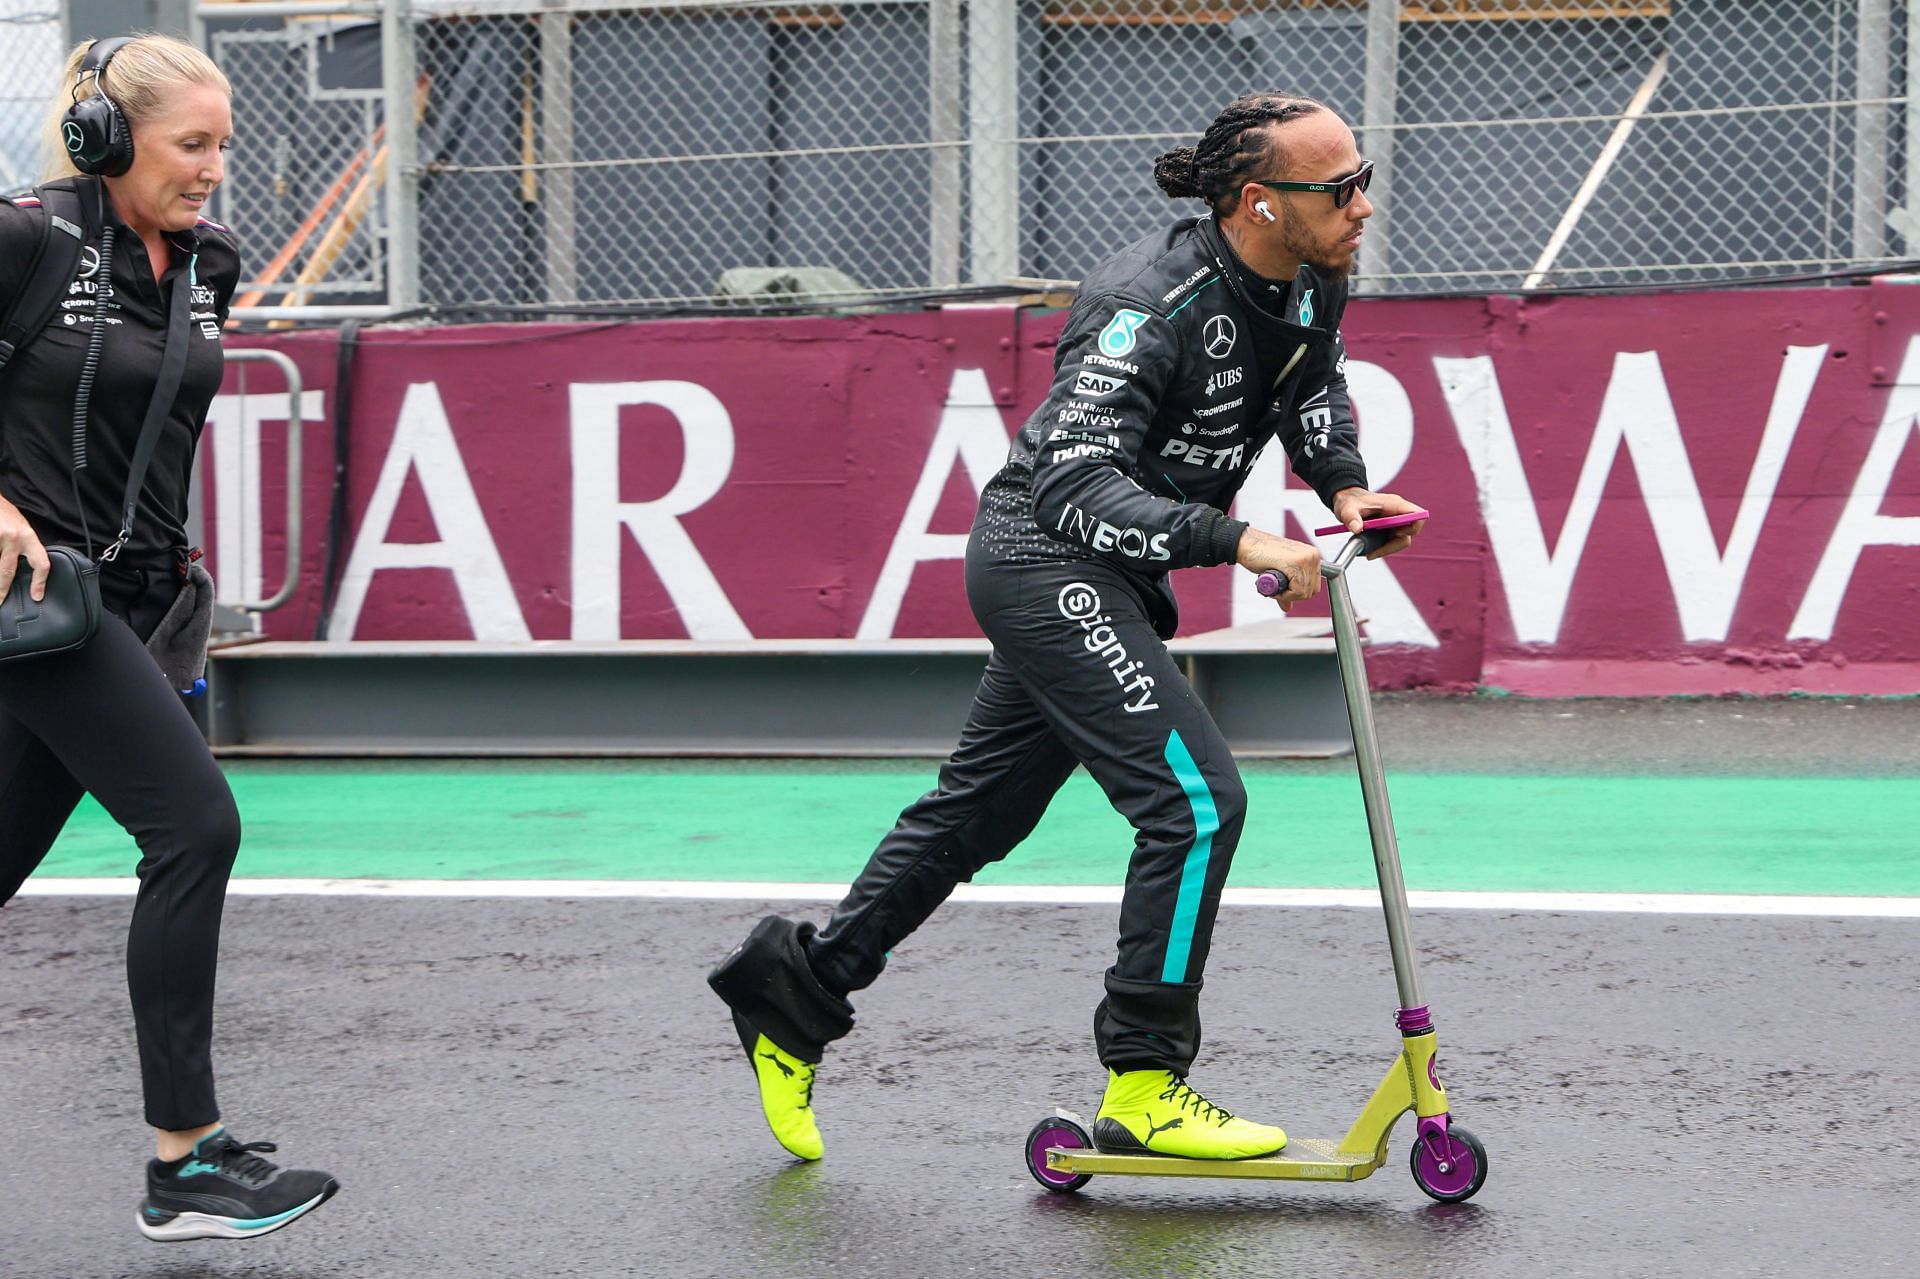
[0,185,88,374]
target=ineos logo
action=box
[1203,315,1237,360]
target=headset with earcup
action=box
[63,36,136,177]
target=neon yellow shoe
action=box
[1091,1069,1288,1160]
[735,1014,823,1161]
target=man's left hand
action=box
[1330,488,1426,559]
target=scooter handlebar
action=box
[1255,510,1430,597]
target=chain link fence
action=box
[189,0,1917,311]
[0,2,66,194]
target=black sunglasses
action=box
[1250,159,1375,209]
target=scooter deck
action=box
[1046,1137,1384,1183]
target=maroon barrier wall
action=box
[209,284,1920,693]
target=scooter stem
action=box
[1323,541,1426,1015]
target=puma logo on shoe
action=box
[760,1051,795,1079]
[1145,1115,1184,1142]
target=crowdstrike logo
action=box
[1056,583,1160,713]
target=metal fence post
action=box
[929,0,962,289]
[541,0,578,304]
[967,0,1018,285]
[1359,0,1399,293]
[381,0,421,307]
[1855,0,1890,264]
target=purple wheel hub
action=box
[1027,1125,1086,1188]
[1413,1130,1479,1198]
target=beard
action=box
[1280,200,1355,283]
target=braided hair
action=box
[1153,93,1327,218]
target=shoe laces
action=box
[195,1137,282,1186]
[1157,1077,1233,1127]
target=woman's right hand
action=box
[1235,526,1322,613]
[0,494,50,603]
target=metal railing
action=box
[167,1,1920,313]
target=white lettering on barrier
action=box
[570,381,748,641]
[1791,334,1920,640]
[329,382,531,641]
[856,368,1012,639]
[1230,359,1436,645]
[1441,345,1825,644]
[205,389,324,604]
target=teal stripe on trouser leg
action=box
[1160,729,1219,983]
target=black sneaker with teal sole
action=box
[137,1129,340,1242]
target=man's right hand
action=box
[1235,527,1322,613]
[0,494,50,603]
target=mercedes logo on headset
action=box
[62,121,85,154]
[1203,314,1237,360]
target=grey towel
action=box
[145,562,215,694]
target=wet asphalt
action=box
[4,892,1917,1278]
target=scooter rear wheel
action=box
[1409,1123,1488,1203]
[1025,1115,1093,1194]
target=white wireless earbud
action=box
[1255,200,1276,223]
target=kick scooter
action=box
[1022,510,1489,1203]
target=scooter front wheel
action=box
[1409,1123,1488,1203]
[1025,1115,1093,1194]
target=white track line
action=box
[17,878,1920,918]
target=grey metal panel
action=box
[205,641,1351,757]
[416,19,541,306]
[1558,2,1851,283]
[1389,18,1664,289]
[569,13,774,302]
[769,9,929,291]
[1026,9,1368,283]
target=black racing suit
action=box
[0,175,243,1130]
[718,215,1368,1075]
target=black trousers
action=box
[806,539,1247,1074]
[0,567,238,1130]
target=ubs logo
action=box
[1203,314,1237,360]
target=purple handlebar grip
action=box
[1256,570,1284,597]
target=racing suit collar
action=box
[1197,217,1329,337]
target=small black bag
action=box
[0,546,100,662]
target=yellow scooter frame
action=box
[1024,517,1489,1202]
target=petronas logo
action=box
[1297,292,1315,327]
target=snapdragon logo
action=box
[1057,583,1160,713]
[1098,309,1150,358]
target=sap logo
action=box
[1160,438,1245,471]
[1073,371,1129,399]
[1205,367,1243,397]
[1054,502,1172,564]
